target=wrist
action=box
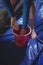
[11,16,16,18]
[31,29,35,32]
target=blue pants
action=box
[2,0,33,30]
[22,0,33,30]
[2,0,14,17]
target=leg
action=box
[20,0,33,35]
[2,0,14,17]
[2,0,19,30]
[22,0,33,30]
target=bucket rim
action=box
[13,26,31,37]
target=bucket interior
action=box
[13,25,31,36]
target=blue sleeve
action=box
[22,0,33,30]
[2,0,14,17]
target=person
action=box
[2,0,36,39]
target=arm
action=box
[2,0,14,17]
[29,1,37,39]
[29,0,35,30]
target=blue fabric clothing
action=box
[35,0,43,20]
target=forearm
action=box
[2,0,14,17]
[29,19,34,30]
[29,0,35,30]
[22,0,33,30]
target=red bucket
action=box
[13,25,31,47]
